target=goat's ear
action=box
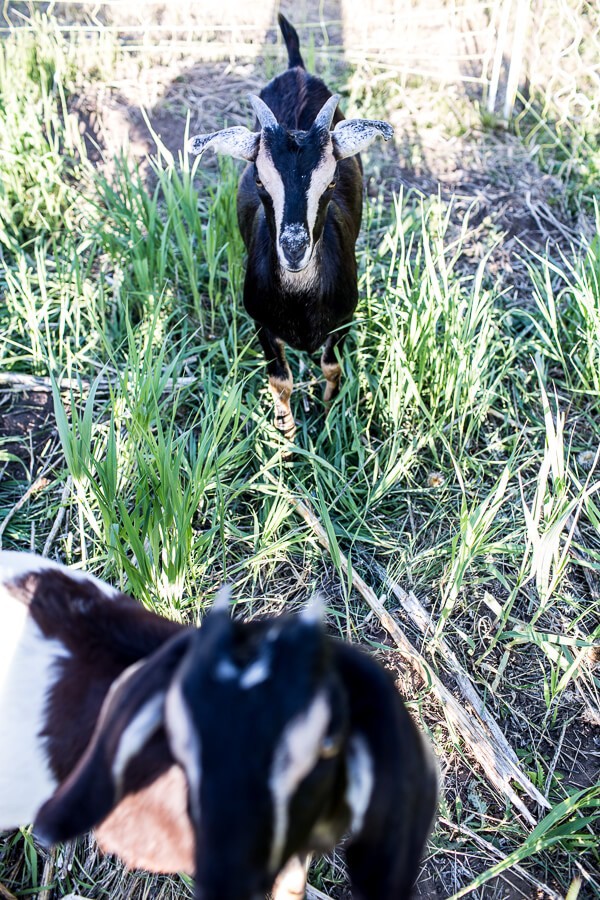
[186,126,260,161]
[335,643,437,897]
[34,630,193,847]
[331,119,394,160]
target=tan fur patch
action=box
[268,374,296,440]
[95,764,194,874]
[272,855,309,900]
[321,360,342,403]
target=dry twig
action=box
[283,486,549,825]
[438,817,563,900]
[0,371,197,395]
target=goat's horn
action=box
[212,584,232,614]
[299,592,325,623]
[248,94,279,130]
[313,93,340,131]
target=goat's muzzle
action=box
[279,225,311,271]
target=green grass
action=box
[1,10,599,900]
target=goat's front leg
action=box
[271,854,310,900]
[258,328,296,440]
[321,328,349,405]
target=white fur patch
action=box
[255,138,335,275]
[256,140,286,259]
[345,734,374,834]
[111,691,165,794]
[240,656,270,689]
[165,679,202,823]
[279,251,320,292]
[0,589,66,828]
[269,692,331,871]
[304,148,336,240]
[215,658,238,681]
[0,550,119,600]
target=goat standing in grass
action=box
[1,551,437,900]
[188,15,393,440]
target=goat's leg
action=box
[258,328,296,440]
[271,854,310,900]
[321,328,348,404]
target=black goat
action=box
[187,15,393,439]
[1,551,437,900]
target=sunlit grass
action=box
[0,11,599,900]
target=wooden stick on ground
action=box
[438,817,563,900]
[287,490,549,826]
[0,371,197,395]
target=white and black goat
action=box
[0,551,437,900]
[187,15,393,439]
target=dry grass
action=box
[1,1,599,899]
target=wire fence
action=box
[1,0,598,121]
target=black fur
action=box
[236,15,364,400]
[8,556,436,900]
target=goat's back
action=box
[259,68,345,133]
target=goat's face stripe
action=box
[304,148,336,243]
[255,134,336,273]
[165,678,202,823]
[111,691,165,794]
[345,734,374,834]
[256,140,286,262]
[268,692,331,871]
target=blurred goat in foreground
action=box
[0,551,437,899]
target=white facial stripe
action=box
[269,692,331,871]
[305,147,336,238]
[256,138,336,272]
[256,140,286,250]
[165,678,202,822]
[240,656,270,689]
[111,691,165,793]
[345,734,374,834]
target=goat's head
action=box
[187,95,393,272]
[34,595,351,900]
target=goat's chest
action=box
[260,290,334,353]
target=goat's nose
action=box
[279,225,310,270]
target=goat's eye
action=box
[255,177,264,188]
[320,735,341,759]
[327,180,336,190]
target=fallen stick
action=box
[438,817,563,900]
[42,476,73,558]
[287,489,548,825]
[370,560,550,806]
[0,371,197,394]
[0,883,18,900]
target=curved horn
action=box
[313,93,340,132]
[248,93,279,131]
[212,584,232,615]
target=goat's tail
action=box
[278,14,305,69]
